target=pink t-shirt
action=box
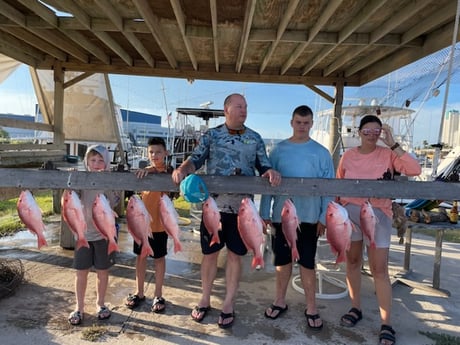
[337,146,421,218]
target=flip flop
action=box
[191,305,211,322]
[218,311,235,329]
[264,304,288,319]
[68,310,83,326]
[125,294,146,309]
[305,310,323,330]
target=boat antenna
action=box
[431,0,460,180]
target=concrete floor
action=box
[0,214,459,345]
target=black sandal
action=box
[125,294,146,309]
[379,324,396,345]
[340,307,363,327]
[151,296,166,313]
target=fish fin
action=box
[107,239,119,255]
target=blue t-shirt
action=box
[188,124,272,213]
[259,138,334,224]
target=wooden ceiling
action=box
[0,0,458,87]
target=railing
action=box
[0,168,458,201]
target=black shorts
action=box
[200,212,248,256]
[74,239,115,270]
[271,222,319,269]
[133,231,168,259]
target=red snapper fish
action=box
[237,197,266,270]
[126,195,154,258]
[92,193,119,255]
[281,198,300,262]
[360,201,377,249]
[61,189,89,250]
[159,194,182,253]
[16,190,48,249]
[202,196,221,246]
[326,201,353,264]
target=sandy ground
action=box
[0,215,459,345]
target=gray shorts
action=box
[344,203,393,249]
[73,239,115,270]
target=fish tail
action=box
[75,238,90,250]
[209,233,221,246]
[292,248,300,262]
[251,256,265,270]
[107,239,119,255]
[173,239,182,253]
[37,235,48,249]
[141,242,154,258]
[335,251,346,264]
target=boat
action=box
[311,102,415,156]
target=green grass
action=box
[0,192,191,237]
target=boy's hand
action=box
[135,168,154,178]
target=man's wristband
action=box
[390,142,400,150]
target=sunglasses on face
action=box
[361,128,382,136]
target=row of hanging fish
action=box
[17,189,378,267]
[17,190,183,257]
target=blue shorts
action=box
[200,212,248,256]
[271,222,319,269]
[344,203,392,248]
[133,231,168,259]
[73,239,115,270]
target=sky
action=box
[0,63,459,149]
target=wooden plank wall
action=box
[0,168,458,201]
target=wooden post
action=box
[331,80,344,170]
[433,228,444,289]
[403,226,412,272]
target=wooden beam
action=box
[170,0,197,70]
[236,0,256,73]
[259,0,300,74]
[0,36,38,66]
[0,169,458,200]
[345,0,457,78]
[53,64,64,145]
[209,0,219,72]
[1,26,67,61]
[0,118,53,132]
[302,0,386,75]
[323,0,433,76]
[133,0,178,69]
[281,0,342,74]
[95,0,154,67]
[53,60,361,86]
[2,0,89,63]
